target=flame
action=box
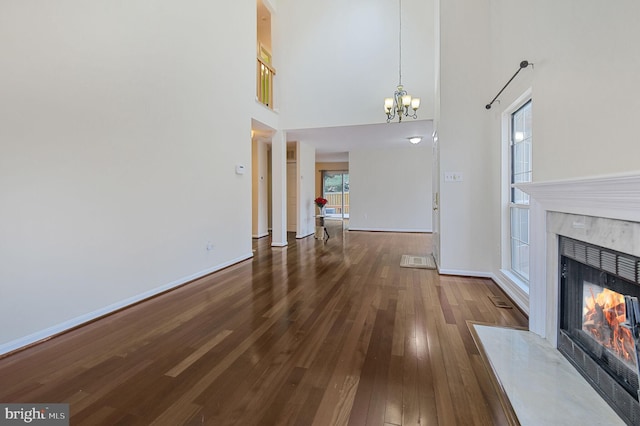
[583,287,636,365]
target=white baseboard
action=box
[348,227,432,233]
[271,242,288,247]
[491,270,530,315]
[438,269,493,278]
[296,231,314,239]
[0,252,254,356]
[252,232,269,239]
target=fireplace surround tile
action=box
[549,212,640,257]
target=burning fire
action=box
[583,286,636,365]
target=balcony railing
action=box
[324,192,350,216]
[257,57,276,109]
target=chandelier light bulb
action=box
[384,98,394,113]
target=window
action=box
[322,171,349,219]
[509,100,532,283]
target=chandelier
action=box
[384,0,420,123]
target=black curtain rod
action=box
[485,60,532,110]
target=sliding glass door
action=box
[322,171,349,219]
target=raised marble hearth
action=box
[473,324,625,425]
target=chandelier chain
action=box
[398,0,402,86]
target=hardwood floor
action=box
[0,221,528,425]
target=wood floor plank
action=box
[385,354,404,425]
[365,297,397,425]
[0,222,528,425]
[310,273,379,426]
[165,329,233,378]
[415,273,439,426]
[424,280,457,425]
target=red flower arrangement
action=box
[314,197,328,208]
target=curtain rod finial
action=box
[520,60,529,68]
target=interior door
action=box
[432,132,440,266]
[286,162,297,232]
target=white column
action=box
[271,130,288,247]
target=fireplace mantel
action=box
[518,173,640,222]
[517,172,640,346]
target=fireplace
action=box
[509,173,640,424]
[558,235,640,424]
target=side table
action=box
[315,215,330,241]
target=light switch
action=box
[444,172,463,182]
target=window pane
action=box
[523,101,532,140]
[511,102,532,184]
[510,206,530,281]
[508,99,531,286]
[510,100,532,205]
[512,142,530,183]
[511,187,529,205]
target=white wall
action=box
[482,0,640,310]
[436,0,640,281]
[530,1,640,181]
[276,0,435,129]
[434,0,640,307]
[436,0,494,275]
[349,146,432,232]
[486,0,640,184]
[0,1,255,352]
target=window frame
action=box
[501,93,532,289]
